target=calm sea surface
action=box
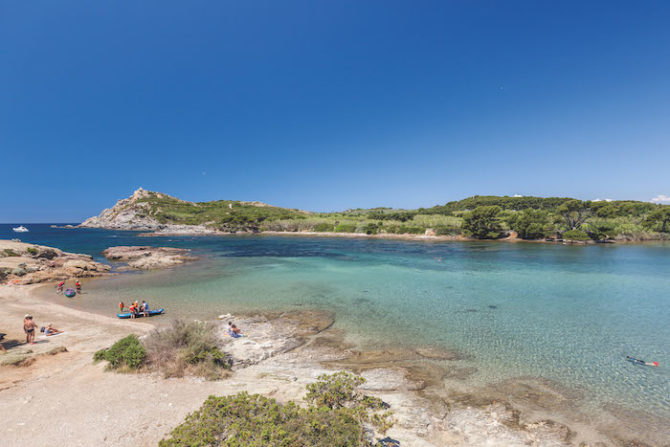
[3,224,670,421]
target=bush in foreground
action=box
[160,371,394,447]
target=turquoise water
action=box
[5,225,670,422]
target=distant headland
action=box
[78,188,670,243]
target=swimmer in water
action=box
[626,356,659,367]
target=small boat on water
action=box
[117,308,165,319]
[12,225,29,233]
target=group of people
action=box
[119,300,150,319]
[56,280,82,294]
[22,315,64,344]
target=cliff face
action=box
[79,188,179,231]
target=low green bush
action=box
[562,229,591,241]
[95,322,231,379]
[94,334,146,371]
[313,222,334,232]
[2,249,19,257]
[25,247,38,256]
[335,223,357,233]
[160,372,393,447]
[359,222,380,235]
[385,225,425,235]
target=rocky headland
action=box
[79,187,210,232]
[102,245,197,270]
[0,240,111,285]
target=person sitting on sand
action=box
[43,323,64,336]
[23,315,38,344]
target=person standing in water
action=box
[75,280,81,293]
[56,281,64,294]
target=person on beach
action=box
[56,281,64,294]
[23,315,38,344]
[75,280,81,293]
[141,300,149,317]
[42,323,64,336]
[228,323,242,338]
[129,303,136,319]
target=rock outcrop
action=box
[79,187,174,231]
[102,246,197,269]
[0,240,111,285]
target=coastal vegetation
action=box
[94,321,231,379]
[84,189,670,242]
[159,371,394,447]
[94,334,146,371]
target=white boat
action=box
[12,225,29,233]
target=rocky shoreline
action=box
[0,240,112,285]
[1,240,201,285]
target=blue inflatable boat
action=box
[117,308,165,319]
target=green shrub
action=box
[26,247,38,256]
[385,225,425,235]
[3,249,19,257]
[334,224,357,233]
[313,222,334,232]
[432,225,459,236]
[94,334,146,371]
[507,209,554,239]
[160,372,393,447]
[562,229,591,241]
[462,206,504,239]
[359,222,380,235]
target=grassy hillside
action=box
[133,193,308,231]
[127,192,670,241]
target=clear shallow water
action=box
[4,224,670,421]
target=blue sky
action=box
[1,1,669,222]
